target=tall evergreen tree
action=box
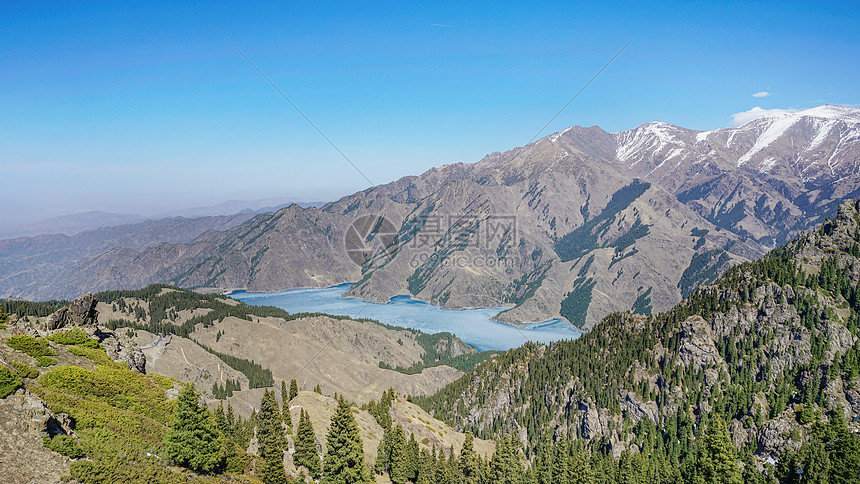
[417,448,434,484]
[322,396,372,484]
[459,431,481,484]
[551,438,571,484]
[215,401,229,436]
[261,442,289,484]
[533,433,553,484]
[375,430,390,475]
[405,432,420,482]
[226,403,236,429]
[280,380,293,429]
[290,379,299,401]
[388,424,407,483]
[825,409,860,484]
[164,383,224,473]
[569,440,592,484]
[693,416,743,484]
[257,389,285,457]
[295,408,322,478]
[257,389,288,484]
[489,437,523,484]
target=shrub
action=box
[10,360,39,379]
[47,328,100,348]
[147,373,175,390]
[5,335,57,360]
[36,364,187,483]
[43,434,84,458]
[36,356,57,367]
[0,365,22,398]
[67,345,115,366]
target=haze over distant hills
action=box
[0,197,325,240]
[5,105,860,330]
[0,211,148,240]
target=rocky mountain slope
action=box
[13,105,860,330]
[416,199,860,470]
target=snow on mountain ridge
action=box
[736,113,802,166]
[533,105,859,180]
[614,121,688,164]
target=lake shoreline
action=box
[232,283,581,352]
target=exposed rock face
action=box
[44,293,98,331]
[0,388,71,483]
[99,329,146,373]
[676,316,725,369]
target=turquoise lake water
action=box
[231,283,581,351]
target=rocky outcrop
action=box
[99,329,146,373]
[44,293,98,331]
[0,388,72,484]
[676,315,725,370]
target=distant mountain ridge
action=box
[0,211,146,239]
[8,105,860,330]
[0,214,256,300]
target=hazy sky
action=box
[2,1,859,223]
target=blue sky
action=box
[2,1,858,222]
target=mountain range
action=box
[416,197,860,472]
[5,105,860,330]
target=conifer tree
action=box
[533,433,553,484]
[417,448,434,484]
[322,396,372,484]
[257,389,288,484]
[551,437,571,484]
[226,403,235,429]
[826,409,860,483]
[280,380,293,429]
[215,401,229,436]
[405,432,419,482]
[388,424,407,483]
[489,437,523,484]
[261,441,289,484]
[290,378,299,401]
[294,408,322,478]
[257,389,284,458]
[569,440,592,484]
[459,431,481,484]
[434,447,455,484]
[164,383,224,473]
[803,439,832,484]
[693,416,743,484]
[375,430,390,475]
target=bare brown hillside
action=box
[193,315,465,403]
